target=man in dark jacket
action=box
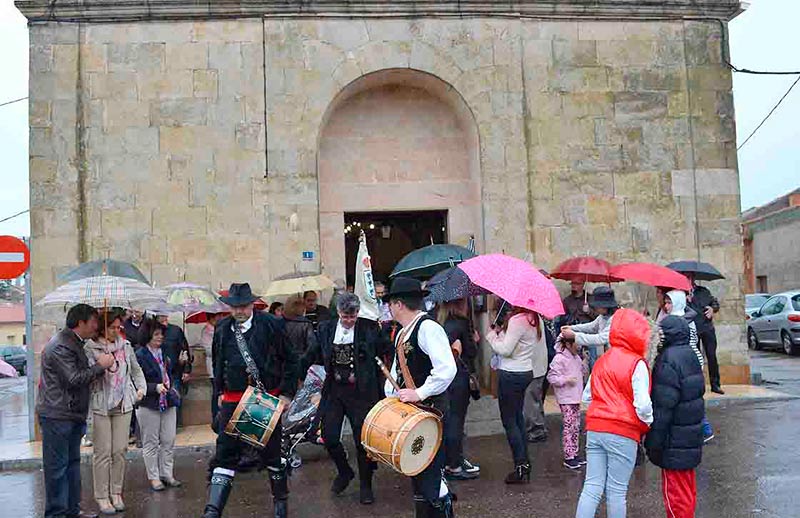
[201,283,299,518]
[645,315,705,518]
[686,275,723,394]
[303,292,391,505]
[38,304,115,518]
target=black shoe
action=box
[430,493,455,518]
[711,386,725,395]
[460,458,480,474]
[273,499,287,518]
[703,433,715,444]
[527,432,548,443]
[504,462,531,484]
[444,466,478,480]
[563,458,582,470]
[331,469,354,495]
[576,455,587,466]
[202,472,234,518]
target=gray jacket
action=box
[84,338,146,416]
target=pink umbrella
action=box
[458,254,565,319]
[0,358,19,378]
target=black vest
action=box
[395,314,449,411]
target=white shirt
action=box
[231,314,253,333]
[487,313,547,376]
[333,321,355,345]
[581,360,654,425]
[571,314,614,349]
[384,314,457,402]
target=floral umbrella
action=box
[162,282,220,312]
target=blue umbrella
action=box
[666,261,724,282]
[425,266,489,303]
[390,244,477,280]
[59,259,150,284]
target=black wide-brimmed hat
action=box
[383,277,430,303]
[219,283,260,307]
[589,286,618,309]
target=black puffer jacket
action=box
[645,315,705,470]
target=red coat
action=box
[586,309,652,442]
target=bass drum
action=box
[360,397,442,476]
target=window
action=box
[760,298,780,316]
[792,295,800,312]
[757,276,768,293]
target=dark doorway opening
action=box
[344,210,448,287]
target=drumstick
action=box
[375,356,402,393]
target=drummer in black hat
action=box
[383,277,457,518]
[560,286,619,372]
[201,283,299,518]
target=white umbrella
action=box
[36,275,165,309]
[263,273,334,298]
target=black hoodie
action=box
[645,315,706,470]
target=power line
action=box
[0,209,30,224]
[0,97,28,108]
[729,65,800,75]
[737,75,800,151]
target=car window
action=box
[746,295,770,308]
[792,295,800,312]
[760,298,782,316]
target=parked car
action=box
[747,291,800,355]
[0,345,26,376]
[745,293,771,319]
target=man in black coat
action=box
[38,304,115,518]
[302,292,391,505]
[201,283,299,518]
[686,275,723,394]
[645,315,705,518]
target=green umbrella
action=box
[390,244,477,280]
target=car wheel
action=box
[748,329,761,351]
[782,332,797,356]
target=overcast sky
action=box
[0,0,798,238]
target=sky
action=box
[0,0,797,238]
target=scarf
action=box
[148,346,170,412]
[99,337,128,411]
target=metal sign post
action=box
[24,252,34,441]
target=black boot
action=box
[357,453,375,504]
[414,495,430,518]
[328,443,354,495]
[201,472,234,518]
[269,467,289,518]
[504,462,531,484]
[430,493,456,518]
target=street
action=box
[1,349,799,518]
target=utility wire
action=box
[0,209,30,224]
[738,75,800,151]
[729,65,800,75]
[0,97,28,108]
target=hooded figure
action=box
[665,290,704,368]
[646,315,705,470]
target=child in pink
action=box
[547,339,588,470]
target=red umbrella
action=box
[217,289,269,311]
[609,262,691,291]
[185,305,231,324]
[551,257,622,283]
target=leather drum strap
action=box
[395,312,426,391]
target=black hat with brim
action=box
[383,277,430,303]
[220,283,260,307]
[589,286,619,309]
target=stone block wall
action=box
[27,13,749,421]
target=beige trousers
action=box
[91,411,132,500]
[136,406,177,482]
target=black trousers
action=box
[211,402,283,473]
[322,383,374,477]
[444,366,470,468]
[413,439,446,502]
[699,328,721,387]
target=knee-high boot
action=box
[357,452,375,504]
[327,443,354,494]
[414,495,430,518]
[268,466,289,518]
[201,471,234,518]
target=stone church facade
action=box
[18,0,748,423]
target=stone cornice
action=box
[16,1,744,24]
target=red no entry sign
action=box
[0,236,30,279]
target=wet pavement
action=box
[3,350,800,518]
[0,376,28,442]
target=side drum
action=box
[224,386,286,449]
[360,398,442,476]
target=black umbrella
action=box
[390,244,477,280]
[58,259,150,284]
[425,266,489,303]
[666,261,724,281]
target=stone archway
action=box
[317,68,482,282]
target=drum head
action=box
[398,416,440,475]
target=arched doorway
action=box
[317,68,482,284]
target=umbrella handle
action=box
[493,300,507,328]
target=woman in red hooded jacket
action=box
[575,309,653,518]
